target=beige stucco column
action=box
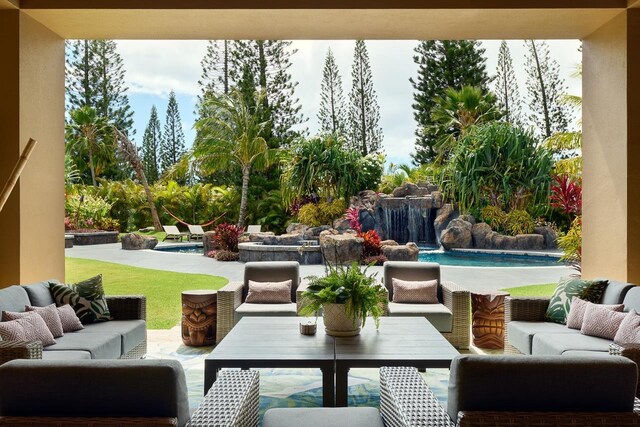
[0,10,65,287]
[583,9,640,282]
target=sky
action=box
[116,40,582,166]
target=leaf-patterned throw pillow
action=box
[545,277,608,324]
[50,275,111,324]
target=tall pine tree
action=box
[410,40,490,164]
[160,91,186,173]
[495,41,523,125]
[141,106,162,184]
[348,40,383,155]
[318,48,347,137]
[524,40,570,139]
[198,40,234,99]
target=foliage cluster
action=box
[212,223,244,253]
[65,193,118,231]
[550,175,582,218]
[207,250,241,262]
[504,210,536,235]
[480,206,508,232]
[301,262,387,328]
[297,200,347,227]
[360,230,383,257]
[558,217,582,272]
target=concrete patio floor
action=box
[66,243,574,292]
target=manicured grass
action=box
[501,283,556,297]
[65,257,227,329]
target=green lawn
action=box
[65,258,227,329]
[501,283,556,297]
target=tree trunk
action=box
[530,41,552,139]
[238,167,250,229]
[88,146,97,187]
[114,128,163,231]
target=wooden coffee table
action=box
[204,317,336,407]
[204,316,459,408]
[334,317,459,406]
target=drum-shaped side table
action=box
[181,290,217,346]
[471,291,509,349]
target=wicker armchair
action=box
[382,261,470,349]
[503,295,550,354]
[0,359,259,427]
[0,295,147,364]
[217,262,306,343]
[380,357,640,427]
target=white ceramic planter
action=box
[322,302,362,337]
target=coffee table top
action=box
[334,317,459,366]
[207,317,334,364]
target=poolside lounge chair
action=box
[162,225,183,242]
[246,225,261,233]
[188,224,205,241]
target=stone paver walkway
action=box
[66,243,573,292]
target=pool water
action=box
[155,245,203,254]
[419,250,563,267]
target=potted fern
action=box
[300,262,387,336]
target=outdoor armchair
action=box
[217,261,306,343]
[382,261,470,349]
[188,224,205,241]
[0,359,259,427]
[163,225,184,242]
[380,355,640,427]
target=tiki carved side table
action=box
[181,290,217,346]
[471,291,510,349]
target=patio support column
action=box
[582,9,640,282]
[0,10,65,287]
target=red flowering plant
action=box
[345,207,383,261]
[346,207,362,232]
[212,223,245,252]
[550,175,582,218]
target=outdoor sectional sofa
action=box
[0,280,146,363]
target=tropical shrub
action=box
[378,163,444,194]
[504,210,536,235]
[317,200,347,225]
[346,207,361,232]
[360,230,382,257]
[442,122,552,213]
[558,217,582,272]
[215,250,241,262]
[281,134,384,206]
[480,205,507,232]
[65,193,113,230]
[297,203,321,227]
[94,218,120,231]
[212,223,244,252]
[550,174,582,218]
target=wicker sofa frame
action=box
[379,366,640,427]
[0,295,147,364]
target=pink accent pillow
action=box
[245,280,292,303]
[581,303,627,340]
[56,304,84,333]
[566,298,624,330]
[614,310,640,345]
[392,278,439,304]
[25,304,65,338]
[0,312,56,346]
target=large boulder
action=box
[333,217,352,233]
[431,191,444,209]
[489,233,517,250]
[516,234,545,250]
[434,204,456,240]
[121,233,158,250]
[239,231,275,243]
[382,242,419,261]
[203,231,218,253]
[319,233,364,264]
[358,210,376,232]
[350,190,380,211]
[286,223,309,235]
[303,225,332,239]
[535,225,558,249]
[471,223,493,249]
[392,182,421,197]
[262,234,303,246]
[440,218,473,250]
[380,239,398,247]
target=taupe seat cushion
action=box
[506,321,578,354]
[0,359,190,427]
[447,355,638,422]
[234,303,297,324]
[532,332,612,355]
[387,302,453,332]
[44,331,122,359]
[263,407,384,427]
[77,320,146,354]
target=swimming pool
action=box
[155,244,203,254]
[419,250,563,267]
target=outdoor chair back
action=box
[243,261,300,302]
[383,261,442,302]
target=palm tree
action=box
[66,106,114,186]
[429,86,501,162]
[194,90,276,228]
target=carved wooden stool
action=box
[181,290,217,346]
[471,291,510,349]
